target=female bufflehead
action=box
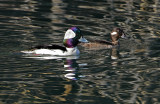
[80,28,126,49]
[21,27,88,56]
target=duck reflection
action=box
[22,54,86,80]
[64,59,79,80]
[64,58,86,80]
[21,54,86,102]
[110,47,120,67]
[110,47,120,60]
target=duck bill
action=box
[121,33,127,39]
[79,37,88,43]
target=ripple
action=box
[0,0,160,104]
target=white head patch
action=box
[111,32,117,36]
[64,29,76,39]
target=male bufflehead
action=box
[21,27,88,56]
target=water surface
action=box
[0,0,160,104]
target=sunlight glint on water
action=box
[0,0,160,104]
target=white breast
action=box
[65,47,80,56]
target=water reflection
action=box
[22,54,86,80]
[1,0,160,103]
[110,47,120,60]
[64,58,86,80]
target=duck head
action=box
[63,27,88,48]
[110,27,126,45]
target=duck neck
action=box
[112,40,119,45]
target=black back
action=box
[31,44,67,52]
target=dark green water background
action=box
[0,0,160,104]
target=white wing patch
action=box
[35,49,64,55]
[64,29,76,39]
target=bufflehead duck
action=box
[80,28,126,49]
[21,27,88,56]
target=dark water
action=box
[0,0,160,103]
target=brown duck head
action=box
[110,27,126,45]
